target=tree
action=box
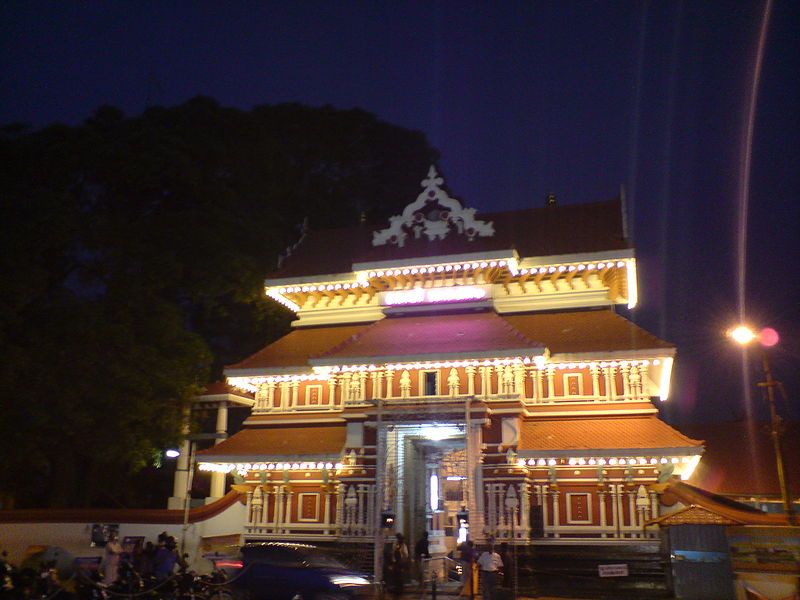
[0,98,439,507]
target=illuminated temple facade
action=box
[196,167,703,550]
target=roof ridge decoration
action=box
[372,165,495,248]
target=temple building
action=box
[195,166,704,552]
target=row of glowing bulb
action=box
[366,260,508,278]
[277,281,371,295]
[519,456,691,467]
[366,260,625,279]
[199,461,345,473]
[272,260,629,297]
[229,358,662,389]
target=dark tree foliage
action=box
[0,97,439,508]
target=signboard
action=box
[598,563,629,578]
[90,523,119,547]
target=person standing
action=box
[458,540,478,598]
[102,533,123,585]
[414,531,430,590]
[388,533,409,599]
[477,543,504,600]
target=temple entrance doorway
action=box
[384,423,467,557]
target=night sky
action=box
[2,1,798,424]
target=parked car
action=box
[228,542,374,600]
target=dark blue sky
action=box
[2,1,798,423]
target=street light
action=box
[727,325,795,523]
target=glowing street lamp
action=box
[728,325,795,523]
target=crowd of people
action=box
[100,531,185,587]
[384,531,508,600]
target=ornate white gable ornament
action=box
[372,165,495,247]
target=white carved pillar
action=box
[620,364,631,400]
[598,490,608,538]
[279,382,290,409]
[546,366,555,400]
[463,365,475,396]
[627,490,636,536]
[371,371,380,399]
[551,489,560,538]
[285,487,294,533]
[357,484,366,535]
[335,482,345,534]
[209,402,229,499]
[291,380,300,407]
[358,372,368,402]
[590,364,600,400]
[327,378,336,406]
[323,487,332,535]
[520,482,531,537]
[630,366,642,400]
[251,486,263,530]
[341,373,351,404]
[541,485,550,537]
[274,486,284,533]
[606,366,616,401]
[480,366,492,397]
[514,365,525,398]
[384,369,394,399]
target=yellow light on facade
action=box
[626,259,638,309]
[680,455,701,480]
[659,356,674,401]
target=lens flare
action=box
[759,327,779,347]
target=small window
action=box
[421,371,439,396]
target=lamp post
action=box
[179,432,228,557]
[728,325,795,523]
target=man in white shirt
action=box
[476,543,504,600]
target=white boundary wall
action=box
[0,500,246,572]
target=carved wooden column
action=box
[620,364,631,400]
[514,365,526,399]
[327,378,337,406]
[598,489,608,538]
[540,485,550,537]
[551,489,561,538]
[279,382,290,409]
[466,366,476,396]
[384,369,394,399]
[590,364,600,400]
[546,366,555,400]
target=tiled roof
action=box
[659,480,791,526]
[517,416,703,454]
[197,425,346,461]
[228,309,672,371]
[503,309,674,353]
[227,323,370,370]
[680,421,800,497]
[0,491,242,524]
[649,505,744,526]
[313,311,544,364]
[200,381,254,398]
[270,199,628,279]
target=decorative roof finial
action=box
[546,192,557,206]
[372,165,494,248]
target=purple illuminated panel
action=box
[384,286,487,306]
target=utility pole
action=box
[758,352,796,523]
